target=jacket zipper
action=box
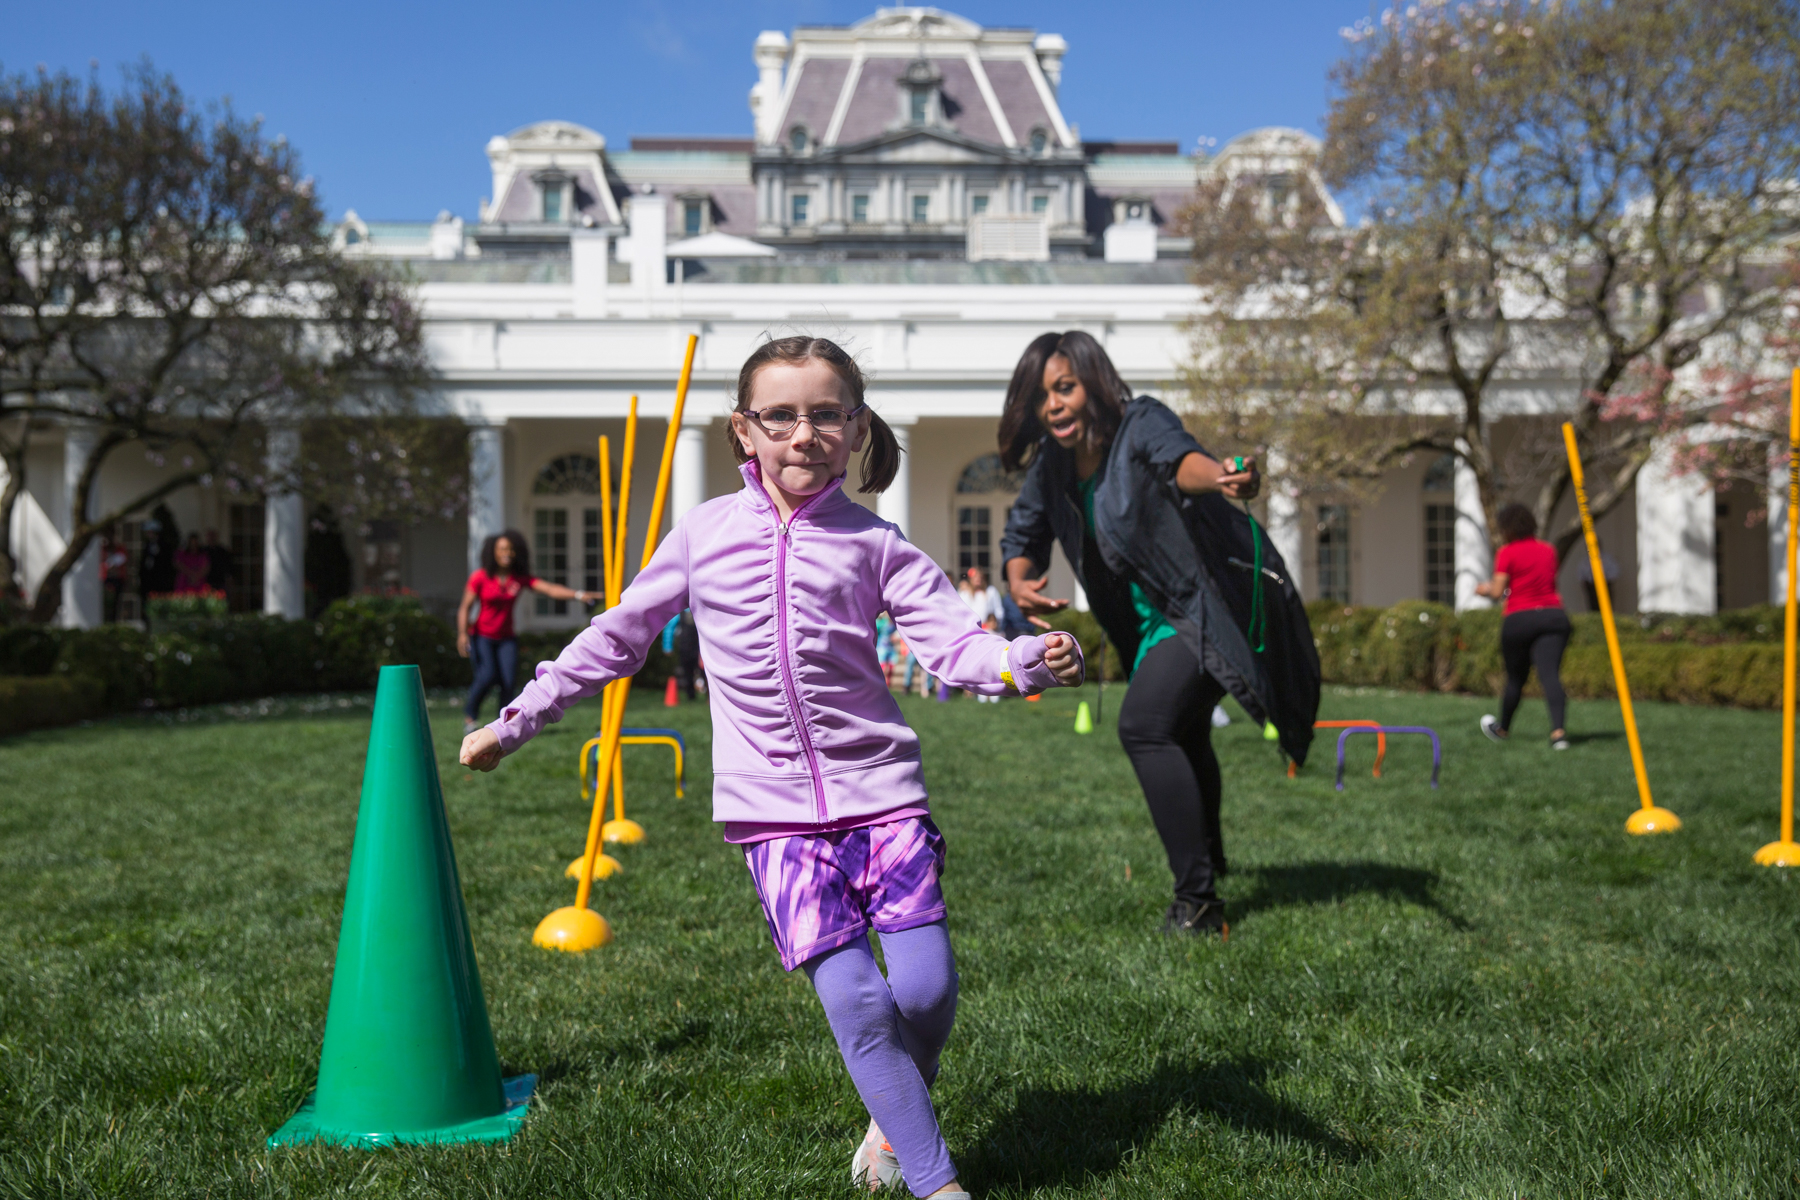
[773,518,830,821]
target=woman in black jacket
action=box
[998,331,1320,938]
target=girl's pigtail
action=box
[858,412,902,494]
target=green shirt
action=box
[1077,474,1178,673]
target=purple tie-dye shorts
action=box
[742,816,948,971]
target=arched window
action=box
[952,455,1024,575]
[530,455,604,621]
[532,454,601,495]
[1029,128,1049,155]
[955,453,1024,495]
[789,125,809,153]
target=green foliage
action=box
[0,674,103,736]
[1,688,1798,1196]
[317,595,469,691]
[0,624,64,675]
[52,623,154,709]
[1313,601,1791,708]
[145,591,229,631]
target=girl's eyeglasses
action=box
[742,404,868,435]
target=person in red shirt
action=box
[1475,503,1571,749]
[457,529,594,733]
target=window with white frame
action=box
[851,193,869,224]
[1030,194,1049,215]
[1029,128,1048,155]
[541,183,563,223]
[791,193,810,225]
[1316,505,1351,603]
[1422,453,1456,605]
[970,193,989,216]
[911,194,930,223]
[531,455,604,619]
[682,199,705,237]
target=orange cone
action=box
[664,676,680,707]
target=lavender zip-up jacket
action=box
[489,461,1079,826]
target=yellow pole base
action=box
[1625,806,1682,836]
[603,818,646,845]
[1753,839,1800,866]
[564,853,621,881]
[533,905,612,952]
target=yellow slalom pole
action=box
[1756,370,1800,865]
[1561,422,1680,835]
[613,398,638,596]
[641,335,699,572]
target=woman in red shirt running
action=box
[1475,503,1571,750]
[457,529,594,733]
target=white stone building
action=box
[7,7,1769,631]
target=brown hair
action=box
[996,330,1132,471]
[728,336,900,494]
[1495,503,1537,544]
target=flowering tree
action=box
[1180,0,1800,561]
[0,65,441,623]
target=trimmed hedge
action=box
[1310,600,1789,709]
[0,675,106,737]
[0,597,678,736]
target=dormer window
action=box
[679,196,710,237]
[1114,197,1153,226]
[789,125,809,153]
[1029,128,1049,155]
[900,58,942,127]
[533,168,572,224]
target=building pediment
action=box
[820,125,1021,165]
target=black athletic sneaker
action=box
[1163,899,1229,940]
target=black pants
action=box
[1499,607,1571,733]
[676,648,701,700]
[1116,637,1228,906]
[466,635,519,720]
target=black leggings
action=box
[1116,637,1228,905]
[1499,607,1571,734]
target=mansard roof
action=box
[762,7,1073,154]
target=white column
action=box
[1636,441,1715,614]
[1453,445,1492,611]
[262,427,304,619]
[672,423,708,526]
[468,423,506,574]
[1266,479,1304,599]
[877,419,913,537]
[1770,463,1789,606]
[59,426,102,629]
[571,229,610,318]
[627,193,667,293]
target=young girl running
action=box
[460,336,1084,1199]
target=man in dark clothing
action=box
[203,529,235,595]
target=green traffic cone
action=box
[1074,701,1094,734]
[269,665,533,1148]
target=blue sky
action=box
[9,1,1373,221]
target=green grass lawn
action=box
[2,682,1798,1198]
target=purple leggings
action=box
[803,920,958,1197]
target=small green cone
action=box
[1074,701,1094,734]
[269,665,533,1149]
[1263,721,1281,742]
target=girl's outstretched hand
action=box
[460,727,503,772]
[1043,632,1084,688]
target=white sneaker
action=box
[1480,715,1507,743]
[1551,734,1570,750]
[850,1127,901,1191]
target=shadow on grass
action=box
[961,1056,1362,1191]
[1564,732,1623,745]
[1232,860,1470,929]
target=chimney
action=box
[429,211,464,260]
[1034,33,1067,94]
[750,30,791,145]
[626,190,667,293]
